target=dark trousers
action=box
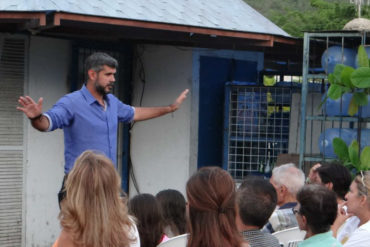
[58,174,67,209]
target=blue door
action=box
[198,56,258,168]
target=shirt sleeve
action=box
[117,100,135,123]
[44,96,74,131]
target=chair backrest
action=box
[157,233,188,247]
[272,227,306,247]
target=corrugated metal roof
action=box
[0,0,289,37]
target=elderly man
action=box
[236,176,280,247]
[263,163,305,233]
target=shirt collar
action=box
[242,229,261,236]
[280,202,297,209]
[300,231,333,246]
[81,84,110,105]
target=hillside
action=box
[244,0,352,19]
[243,0,363,37]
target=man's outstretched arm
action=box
[17,96,50,131]
[133,89,189,121]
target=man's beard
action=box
[95,82,113,96]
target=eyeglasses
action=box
[292,208,300,215]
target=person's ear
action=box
[325,182,333,191]
[360,194,368,207]
[88,69,97,81]
[301,214,307,226]
[280,185,287,195]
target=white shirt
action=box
[128,218,141,247]
[337,216,360,244]
[343,220,370,247]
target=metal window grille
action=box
[225,84,292,180]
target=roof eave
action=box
[52,12,297,46]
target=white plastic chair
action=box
[157,233,188,247]
[272,227,306,247]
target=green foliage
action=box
[244,0,366,37]
[360,147,370,170]
[333,137,350,163]
[351,67,370,88]
[348,140,360,168]
[357,45,369,67]
[324,45,370,116]
[333,138,370,172]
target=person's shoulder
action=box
[263,231,279,240]
[359,220,370,231]
[57,90,82,104]
[106,93,118,100]
[240,242,250,247]
[58,230,78,247]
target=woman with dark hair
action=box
[156,189,187,237]
[186,166,249,247]
[307,162,359,242]
[128,193,168,247]
[293,184,342,247]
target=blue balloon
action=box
[321,46,356,74]
[319,128,370,158]
[324,93,370,117]
[324,93,352,116]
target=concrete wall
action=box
[130,45,192,197]
[25,36,70,246]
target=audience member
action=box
[236,176,280,247]
[264,163,305,233]
[295,184,342,247]
[186,167,249,247]
[53,151,139,247]
[156,189,187,237]
[307,162,352,202]
[129,193,168,247]
[307,162,358,242]
[340,171,370,247]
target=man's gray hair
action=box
[85,52,118,73]
[271,163,305,196]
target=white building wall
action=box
[130,45,192,197]
[25,36,70,246]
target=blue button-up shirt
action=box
[45,85,134,173]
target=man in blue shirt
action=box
[17,52,189,201]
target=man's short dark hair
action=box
[317,161,352,200]
[85,52,118,73]
[297,184,337,234]
[237,176,277,228]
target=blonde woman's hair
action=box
[354,171,370,207]
[59,151,135,247]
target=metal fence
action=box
[224,83,292,180]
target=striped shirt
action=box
[242,229,280,247]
